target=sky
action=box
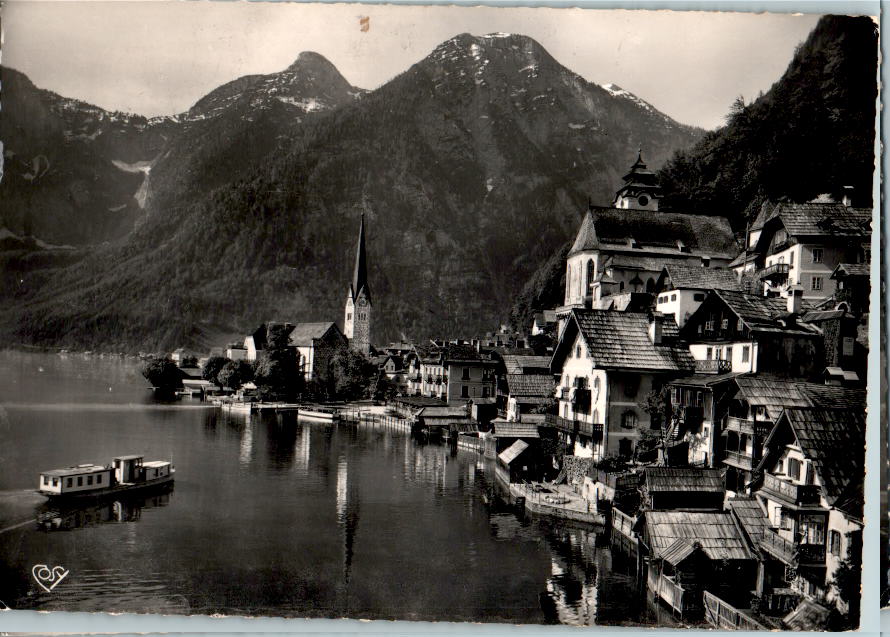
[1,2,830,129]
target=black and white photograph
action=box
[0,2,879,631]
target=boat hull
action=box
[39,473,175,501]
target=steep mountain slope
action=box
[0,67,177,245]
[3,33,702,351]
[657,15,878,223]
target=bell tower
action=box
[344,213,371,354]
[613,149,661,211]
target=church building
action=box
[344,213,372,354]
[562,151,739,311]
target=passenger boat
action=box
[298,405,340,422]
[38,455,174,500]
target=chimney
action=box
[648,312,663,345]
[842,186,854,207]
[786,285,803,314]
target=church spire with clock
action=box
[344,213,371,354]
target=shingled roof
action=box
[761,202,872,238]
[505,374,555,398]
[831,262,870,278]
[643,511,752,561]
[560,310,695,373]
[288,322,340,347]
[660,264,742,291]
[644,468,725,493]
[762,407,865,519]
[732,377,866,420]
[727,497,770,547]
[569,207,738,258]
[501,355,552,375]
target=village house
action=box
[744,200,871,303]
[560,152,738,314]
[639,467,725,511]
[550,309,695,461]
[679,289,822,378]
[288,322,348,381]
[753,407,864,615]
[493,354,552,416]
[375,354,408,393]
[531,310,558,336]
[829,262,870,315]
[406,343,498,402]
[654,264,743,327]
[504,374,555,422]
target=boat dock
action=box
[509,481,605,525]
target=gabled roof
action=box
[643,511,751,561]
[727,497,770,546]
[659,265,742,292]
[499,439,529,465]
[831,262,870,278]
[644,468,724,493]
[686,289,819,337]
[493,422,541,438]
[418,405,469,419]
[505,374,554,397]
[763,407,865,518]
[288,322,341,347]
[443,343,485,363]
[501,355,552,374]
[555,309,695,373]
[731,377,866,420]
[759,202,872,239]
[569,207,738,258]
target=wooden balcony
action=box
[703,591,768,631]
[758,263,791,282]
[723,450,756,471]
[694,359,733,374]
[543,414,603,438]
[761,473,822,507]
[725,416,773,437]
[648,569,698,616]
[759,529,826,567]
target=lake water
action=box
[0,350,677,626]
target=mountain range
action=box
[3,17,876,354]
[1,32,703,351]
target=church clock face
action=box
[358,298,367,307]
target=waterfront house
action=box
[636,510,756,616]
[410,343,498,402]
[720,377,864,493]
[504,374,555,422]
[752,407,864,612]
[654,264,743,327]
[745,200,871,302]
[679,289,822,378]
[377,354,408,393]
[640,468,725,511]
[287,322,348,382]
[550,309,695,461]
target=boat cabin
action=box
[114,455,145,483]
[142,460,173,481]
[39,464,113,495]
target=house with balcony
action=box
[654,264,743,327]
[720,377,865,494]
[550,309,695,461]
[406,343,498,402]
[504,374,555,422]
[679,289,823,378]
[746,201,871,303]
[752,407,864,613]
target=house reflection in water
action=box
[239,420,254,465]
[336,454,360,605]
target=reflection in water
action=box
[36,488,173,532]
[294,425,310,477]
[239,420,254,466]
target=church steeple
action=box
[345,213,372,354]
[613,148,661,211]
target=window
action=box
[576,345,582,358]
[706,346,713,360]
[618,438,632,458]
[842,337,854,356]
[788,458,802,481]
[811,276,823,291]
[77,477,83,486]
[790,251,794,265]
[87,475,93,485]
[621,411,637,429]
[97,474,102,484]
[623,376,639,398]
[670,293,677,302]
[462,368,470,380]
[725,346,733,361]
[43,476,49,485]
[705,320,714,331]
[693,293,705,302]
[586,259,595,291]
[742,346,750,363]
[347,313,352,321]
[461,386,469,398]
[829,530,842,557]
[721,318,729,329]
[482,387,489,398]
[737,318,744,331]
[695,391,704,407]
[52,478,59,487]
[812,248,823,263]
[802,515,825,545]
[804,462,815,485]
[66,478,73,488]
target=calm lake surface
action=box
[0,350,677,626]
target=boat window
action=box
[77,477,83,486]
[97,474,102,484]
[66,478,73,488]
[52,478,59,487]
[43,476,49,485]
[87,475,93,485]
